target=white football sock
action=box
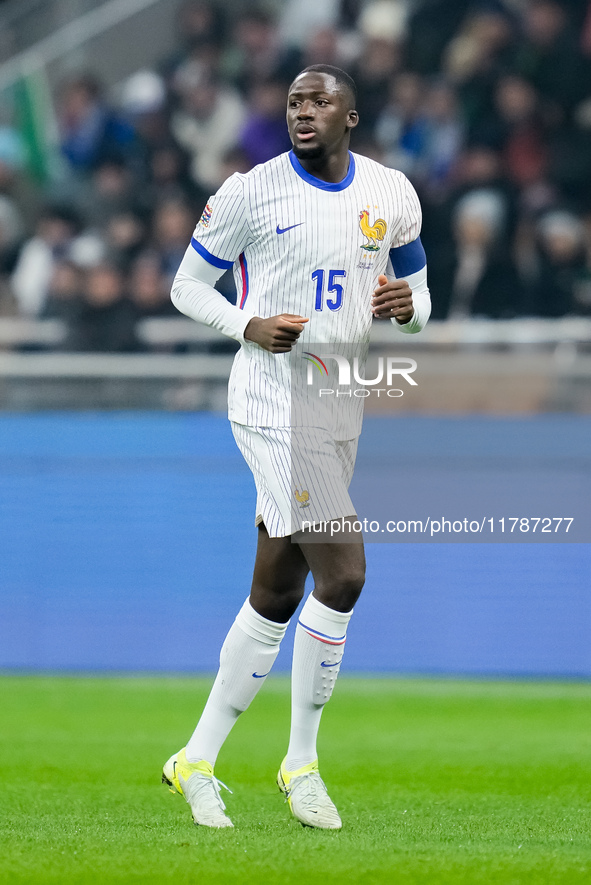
[185,598,288,765]
[285,592,353,771]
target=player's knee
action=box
[341,568,366,604]
[316,567,365,611]
[250,582,305,623]
[251,578,305,614]
[278,583,306,608]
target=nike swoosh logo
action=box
[276,223,304,235]
[252,671,270,678]
[320,660,342,668]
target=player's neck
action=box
[297,148,351,184]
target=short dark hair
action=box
[297,64,357,108]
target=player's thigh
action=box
[251,523,309,595]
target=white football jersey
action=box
[191,150,423,432]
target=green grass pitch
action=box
[1,675,590,885]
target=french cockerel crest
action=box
[294,488,310,508]
[359,208,388,252]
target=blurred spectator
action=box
[528,211,590,317]
[119,69,171,174]
[449,8,515,73]
[129,252,177,318]
[11,205,81,316]
[375,72,428,177]
[443,9,515,138]
[487,75,550,191]
[57,74,137,178]
[514,1,590,111]
[547,105,591,213]
[139,141,207,216]
[41,260,84,324]
[298,28,349,71]
[406,0,472,75]
[151,200,194,281]
[279,0,341,50]
[161,1,226,88]
[423,143,514,300]
[3,0,591,344]
[103,211,147,268]
[357,0,408,44]
[170,66,245,190]
[219,147,251,180]
[225,9,300,96]
[416,79,464,196]
[75,158,138,230]
[453,144,508,195]
[239,82,291,168]
[68,262,138,352]
[351,38,403,140]
[120,69,168,132]
[431,188,519,319]
[69,228,106,269]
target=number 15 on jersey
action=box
[312,269,346,312]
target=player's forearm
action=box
[386,236,430,334]
[171,247,251,344]
[392,265,431,334]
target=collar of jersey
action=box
[288,150,355,192]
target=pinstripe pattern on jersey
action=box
[238,253,249,309]
[192,151,422,432]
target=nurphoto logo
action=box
[303,352,417,398]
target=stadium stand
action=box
[0,0,590,411]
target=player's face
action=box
[286,72,358,162]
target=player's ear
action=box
[346,110,359,130]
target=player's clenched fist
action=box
[372,274,414,323]
[244,314,309,353]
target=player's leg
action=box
[164,524,308,827]
[186,524,309,756]
[299,524,366,611]
[249,522,310,622]
[279,524,365,829]
[185,525,308,758]
[289,523,365,768]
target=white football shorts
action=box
[231,422,359,538]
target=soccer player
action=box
[163,64,431,829]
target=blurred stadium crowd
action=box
[1,0,591,351]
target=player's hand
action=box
[244,314,309,353]
[372,274,414,324]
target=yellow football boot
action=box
[277,758,342,829]
[162,748,233,828]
